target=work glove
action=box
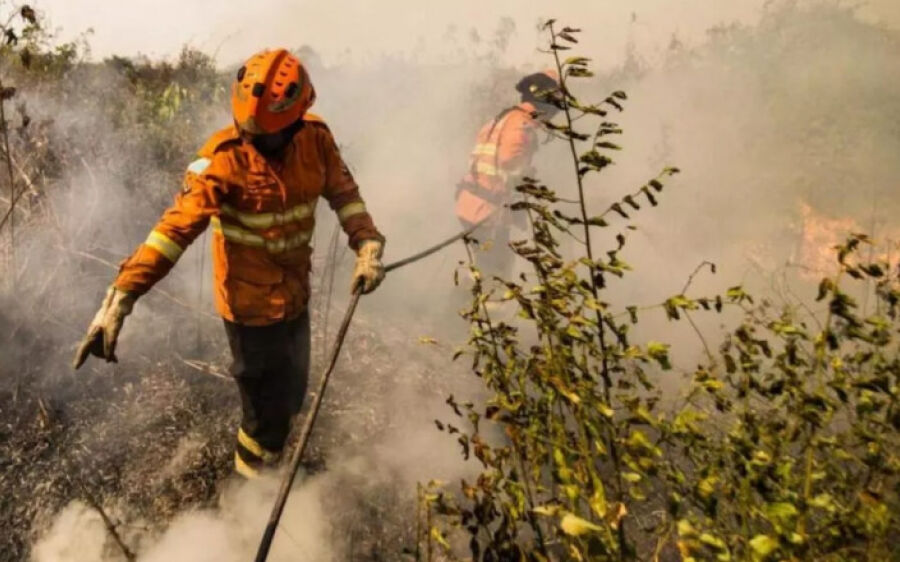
[73,286,137,369]
[351,239,385,294]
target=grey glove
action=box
[73,286,136,369]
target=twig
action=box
[0,181,27,232]
[318,223,341,366]
[0,75,15,281]
[77,480,136,561]
[195,229,208,351]
[58,244,218,319]
[680,260,716,294]
[679,261,717,364]
[683,310,715,366]
[73,155,101,242]
[177,356,231,381]
[0,144,38,196]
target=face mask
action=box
[252,128,294,157]
[250,119,304,157]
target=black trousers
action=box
[224,312,310,474]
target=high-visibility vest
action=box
[455,102,538,224]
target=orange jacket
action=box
[455,102,540,224]
[114,115,382,326]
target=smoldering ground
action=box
[4,1,900,560]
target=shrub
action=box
[419,21,899,562]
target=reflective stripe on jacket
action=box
[455,101,539,224]
[113,114,382,326]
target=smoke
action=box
[30,502,109,562]
[7,0,900,559]
[32,474,331,562]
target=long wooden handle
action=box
[254,286,362,562]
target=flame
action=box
[795,202,900,280]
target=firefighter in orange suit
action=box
[73,49,385,478]
[455,71,560,276]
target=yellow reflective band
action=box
[234,451,259,479]
[220,201,316,230]
[237,427,279,463]
[472,143,497,156]
[336,201,367,224]
[476,162,502,177]
[211,216,312,254]
[144,230,184,263]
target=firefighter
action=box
[73,49,385,478]
[454,70,560,278]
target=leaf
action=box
[626,306,638,324]
[566,129,590,141]
[697,475,718,498]
[532,504,562,517]
[626,430,660,456]
[809,493,838,513]
[564,56,591,66]
[764,501,798,523]
[677,518,697,537]
[20,6,37,25]
[566,67,594,78]
[607,502,627,530]
[610,203,629,219]
[749,534,778,561]
[649,179,664,192]
[430,527,450,549]
[560,513,603,536]
[580,150,612,169]
[558,31,579,43]
[612,90,627,100]
[578,104,607,117]
[622,471,642,483]
[641,186,658,206]
[817,278,834,301]
[699,532,728,552]
[860,263,884,277]
[418,336,438,345]
[550,376,582,404]
[597,402,614,418]
[590,481,607,517]
[647,341,672,370]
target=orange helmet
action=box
[231,48,316,135]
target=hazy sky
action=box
[32,0,900,69]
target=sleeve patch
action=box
[187,157,211,175]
